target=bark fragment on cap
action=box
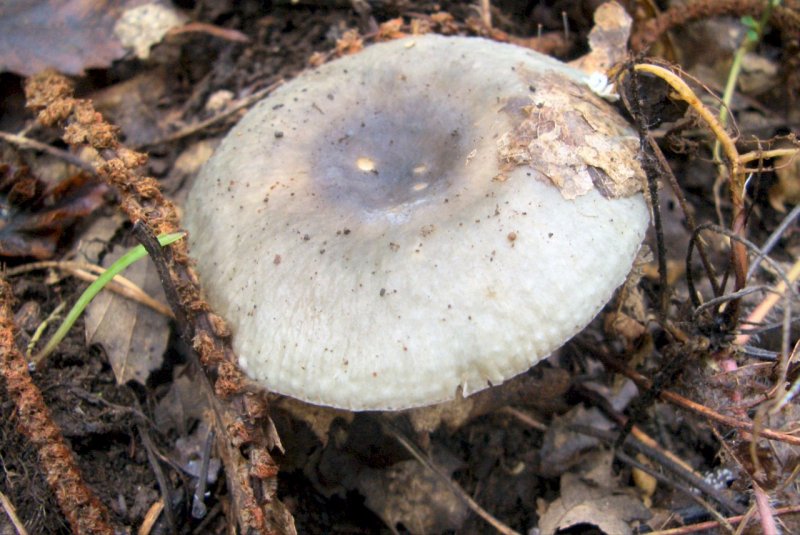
[497,70,645,200]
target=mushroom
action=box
[184,35,649,411]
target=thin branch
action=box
[0,130,96,174]
[0,489,29,535]
[384,422,521,535]
[645,505,800,534]
[594,348,800,446]
[5,259,173,318]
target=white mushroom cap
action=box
[184,35,649,410]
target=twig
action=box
[691,285,768,319]
[686,223,797,387]
[136,416,177,535]
[139,499,164,535]
[646,505,800,534]
[686,223,797,309]
[26,302,65,358]
[0,130,96,174]
[594,348,800,446]
[574,387,745,515]
[384,422,521,535]
[191,428,215,519]
[752,483,778,535]
[5,259,174,318]
[770,339,800,413]
[746,204,800,281]
[500,406,547,432]
[613,450,734,531]
[0,278,116,533]
[138,80,283,148]
[634,63,749,309]
[629,0,795,53]
[0,488,29,535]
[644,128,722,297]
[479,0,491,28]
[620,63,669,319]
[739,147,799,165]
[735,256,800,347]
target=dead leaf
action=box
[738,52,779,96]
[769,149,800,212]
[632,453,657,506]
[155,372,207,435]
[570,1,633,75]
[0,157,108,259]
[605,311,647,341]
[84,244,170,385]
[357,446,468,534]
[498,70,644,200]
[538,450,651,535]
[334,29,363,57]
[0,0,138,76]
[273,396,353,446]
[538,406,614,478]
[92,69,169,149]
[74,213,126,265]
[376,18,406,41]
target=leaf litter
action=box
[0,1,799,534]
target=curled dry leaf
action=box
[0,1,188,76]
[538,406,614,477]
[538,450,651,535]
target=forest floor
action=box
[0,1,798,534]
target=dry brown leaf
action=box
[0,156,109,259]
[273,396,353,446]
[376,18,405,41]
[605,311,647,341]
[155,372,207,435]
[538,450,651,535]
[0,1,187,76]
[497,70,644,200]
[538,406,613,477]
[357,447,468,534]
[84,245,170,385]
[570,1,633,75]
[334,29,363,57]
[769,150,800,212]
[92,69,170,148]
[0,0,135,75]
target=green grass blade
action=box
[33,232,186,366]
